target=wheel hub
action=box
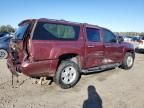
[61,66,77,85]
[127,56,133,67]
[0,49,8,59]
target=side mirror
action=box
[118,36,124,43]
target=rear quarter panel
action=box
[29,40,85,60]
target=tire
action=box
[0,49,8,59]
[120,52,134,70]
[54,60,80,89]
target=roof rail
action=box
[38,18,81,25]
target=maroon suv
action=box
[7,18,135,89]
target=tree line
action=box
[0,25,144,36]
[0,25,15,33]
[114,32,144,37]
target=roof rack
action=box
[38,18,81,25]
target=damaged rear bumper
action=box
[7,59,58,77]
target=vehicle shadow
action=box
[83,85,103,108]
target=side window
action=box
[33,22,80,40]
[86,28,100,42]
[103,29,117,43]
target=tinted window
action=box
[103,30,117,43]
[33,22,80,40]
[0,33,9,38]
[15,23,29,40]
[0,36,11,42]
[141,36,144,40]
[86,28,100,42]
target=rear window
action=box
[15,23,29,40]
[33,22,80,40]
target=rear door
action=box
[85,27,104,68]
[102,29,123,64]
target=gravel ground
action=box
[0,52,144,108]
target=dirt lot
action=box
[0,53,144,108]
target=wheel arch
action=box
[57,53,81,69]
[125,49,135,59]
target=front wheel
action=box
[54,60,80,89]
[120,52,134,69]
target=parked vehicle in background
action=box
[137,36,144,52]
[132,36,140,42]
[0,32,9,38]
[7,18,135,89]
[123,36,133,42]
[0,34,12,59]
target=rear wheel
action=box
[0,49,8,59]
[54,60,80,89]
[120,52,134,69]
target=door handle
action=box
[88,45,95,48]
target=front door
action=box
[102,29,123,64]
